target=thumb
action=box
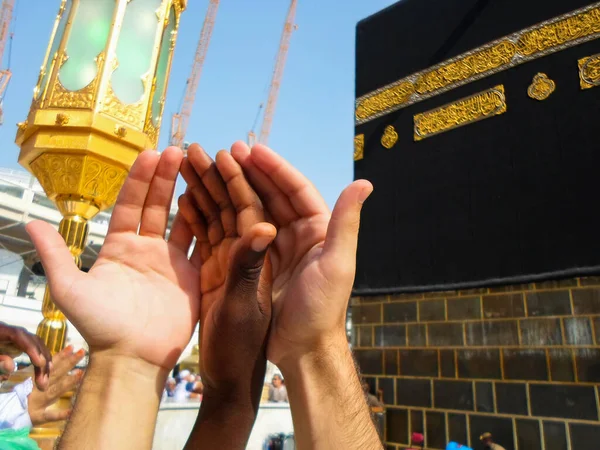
[25,220,84,308]
[0,355,14,375]
[322,180,373,268]
[225,222,277,313]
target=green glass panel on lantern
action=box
[112,0,162,105]
[59,0,113,91]
[36,0,72,99]
[151,7,176,127]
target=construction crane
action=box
[170,0,220,149]
[0,0,15,125]
[248,0,297,147]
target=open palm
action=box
[27,148,201,370]
[231,143,373,365]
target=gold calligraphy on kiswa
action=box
[356,3,600,124]
[517,8,600,55]
[414,85,507,141]
[579,53,600,89]
[354,134,365,161]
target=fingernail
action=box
[358,186,373,204]
[251,236,273,253]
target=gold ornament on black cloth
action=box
[381,125,398,149]
[354,134,365,161]
[579,54,600,89]
[528,73,556,100]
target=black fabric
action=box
[356,0,598,97]
[353,0,600,295]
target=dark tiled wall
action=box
[352,277,600,450]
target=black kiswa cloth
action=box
[353,0,600,295]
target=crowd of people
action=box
[163,370,204,401]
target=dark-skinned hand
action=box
[178,142,276,400]
[0,321,51,390]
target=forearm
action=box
[184,362,266,449]
[59,353,168,450]
[184,393,258,449]
[281,335,383,450]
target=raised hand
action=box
[177,143,276,449]
[27,345,85,425]
[231,142,373,365]
[0,322,51,390]
[26,147,199,371]
[26,148,203,450]
[231,142,382,450]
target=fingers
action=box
[249,144,329,218]
[43,408,72,423]
[25,221,85,318]
[167,211,195,255]
[107,150,161,234]
[187,144,237,237]
[216,148,265,232]
[50,346,85,380]
[2,323,52,390]
[178,194,211,263]
[8,327,52,391]
[139,147,184,238]
[231,142,298,226]
[321,180,373,270]
[0,355,14,375]
[225,222,277,314]
[47,369,83,403]
[180,159,223,245]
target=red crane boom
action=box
[256,0,297,146]
[170,0,220,149]
[0,0,14,123]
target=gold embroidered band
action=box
[579,53,600,88]
[356,3,600,125]
[413,85,507,141]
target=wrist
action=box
[60,350,169,449]
[278,330,350,377]
[85,350,169,397]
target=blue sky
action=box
[0,0,397,208]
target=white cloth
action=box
[0,378,33,430]
[173,381,189,402]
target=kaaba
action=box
[353,0,600,295]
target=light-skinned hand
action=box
[230,142,373,366]
[26,147,200,372]
[28,345,85,425]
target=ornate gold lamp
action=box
[15,0,187,356]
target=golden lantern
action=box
[15,0,187,355]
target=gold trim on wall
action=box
[579,53,600,89]
[356,3,600,124]
[413,85,507,141]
